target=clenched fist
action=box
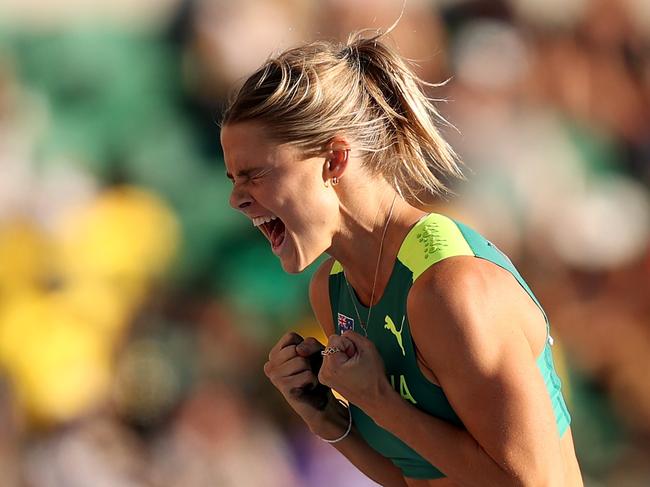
[318,331,391,414]
[264,332,332,424]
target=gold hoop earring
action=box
[332,177,339,186]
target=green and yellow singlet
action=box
[328,213,572,479]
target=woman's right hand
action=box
[264,332,332,424]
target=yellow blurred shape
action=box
[0,293,112,424]
[57,186,179,284]
[0,187,182,427]
[0,220,53,296]
[55,278,133,342]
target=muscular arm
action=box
[309,258,408,487]
[363,257,565,487]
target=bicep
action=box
[439,329,558,471]
[407,259,562,476]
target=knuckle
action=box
[286,331,302,342]
[308,336,322,346]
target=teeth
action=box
[252,215,277,227]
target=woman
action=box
[220,31,583,487]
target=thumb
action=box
[340,335,357,358]
[296,337,325,357]
[341,330,370,351]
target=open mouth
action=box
[259,217,286,251]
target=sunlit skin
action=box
[221,121,424,284]
[221,121,583,487]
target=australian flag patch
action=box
[337,313,354,333]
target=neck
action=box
[326,192,426,306]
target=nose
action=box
[229,184,253,211]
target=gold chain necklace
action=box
[343,194,397,337]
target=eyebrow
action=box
[225,167,265,180]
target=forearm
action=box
[309,399,408,487]
[365,388,524,487]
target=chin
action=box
[282,265,303,275]
[280,258,309,275]
[279,250,320,274]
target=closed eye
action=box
[250,167,273,181]
[226,166,273,185]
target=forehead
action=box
[221,122,291,171]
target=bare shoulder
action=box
[406,255,537,373]
[309,257,336,336]
[407,255,510,327]
[406,258,569,485]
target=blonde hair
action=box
[222,31,463,204]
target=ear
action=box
[323,137,350,185]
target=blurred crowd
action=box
[0,0,648,485]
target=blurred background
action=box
[0,0,648,485]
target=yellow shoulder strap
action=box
[330,260,344,275]
[397,213,474,282]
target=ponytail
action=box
[223,30,463,204]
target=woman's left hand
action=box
[318,331,393,412]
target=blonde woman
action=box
[220,32,583,487]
